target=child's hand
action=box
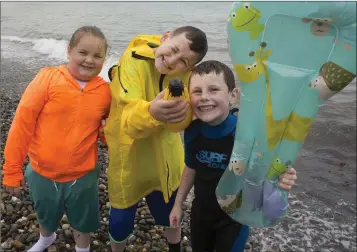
[98,119,107,145]
[169,204,183,228]
[149,90,189,123]
[278,167,297,191]
[99,119,106,132]
[5,179,27,197]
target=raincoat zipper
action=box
[161,74,170,200]
[117,66,128,93]
[166,161,170,199]
[159,74,166,92]
[108,65,128,93]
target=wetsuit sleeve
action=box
[184,137,193,169]
[110,54,164,139]
[184,122,199,169]
[2,68,51,187]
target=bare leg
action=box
[28,224,56,252]
[72,229,91,249]
[39,224,53,237]
[164,226,181,243]
[165,227,181,252]
[110,239,127,252]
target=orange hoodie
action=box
[2,65,111,187]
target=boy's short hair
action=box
[172,26,208,64]
[190,60,236,91]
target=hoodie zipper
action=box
[65,86,84,171]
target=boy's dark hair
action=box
[172,26,208,64]
[190,60,236,91]
[69,26,108,54]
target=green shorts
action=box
[24,163,100,233]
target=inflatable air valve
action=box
[164,78,193,132]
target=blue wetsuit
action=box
[184,113,249,252]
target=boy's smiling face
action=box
[154,32,198,75]
[189,72,239,126]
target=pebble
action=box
[12,240,25,250]
[62,223,70,230]
[64,229,72,237]
[26,233,38,243]
[1,193,9,199]
[10,224,18,232]
[11,196,20,203]
[6,204,14,212]
[16,216,27,224]
[1,239,12,249]
[61,215,68,223]
[48,245,57,252]
[98,184,107,191]
[27,213,37,221]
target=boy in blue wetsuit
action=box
[169,60,297,251]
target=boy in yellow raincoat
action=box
[104,26,208,252]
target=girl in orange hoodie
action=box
[2,26,111,252]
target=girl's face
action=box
[67,34,106,81]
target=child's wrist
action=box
[174,201,183,209]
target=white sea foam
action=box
[246,193,356,252]
[1,35,120,81]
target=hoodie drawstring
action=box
[53,179,77,192]
[53,181,59,192]
[69,180,77,188]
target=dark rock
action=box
[146,218,155,225]
[12,240,25,250]
[26,233,39,243]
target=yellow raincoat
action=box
[105,35,191,209]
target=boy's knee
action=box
[146,189,178,227]
[109,206,136,242]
